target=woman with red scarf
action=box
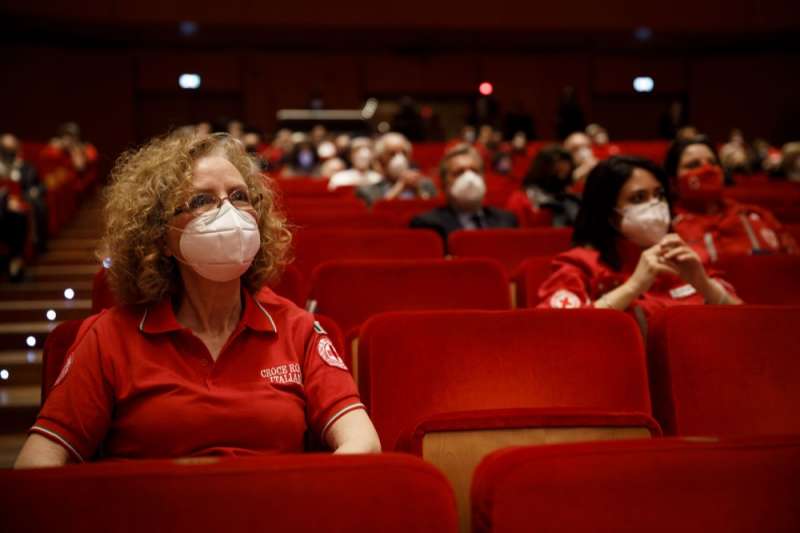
[665,138,797,263]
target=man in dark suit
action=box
[410,143,517,247]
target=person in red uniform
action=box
[665,137,798,263]
[537,156,741,322]
[15,132,380,468]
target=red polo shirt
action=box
[31,288,364,462]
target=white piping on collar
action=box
[253,298,278,333]
[139,308,149,332]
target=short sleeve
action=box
[536,254,593,309]
[30,326,114,462]
[302,328,364,442]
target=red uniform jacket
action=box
[537,247,737,320]
[673,199,798,264]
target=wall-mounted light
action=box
[64,288,75,300]
[633,76,655,93]
[479,82,494,96]
[179,73,202,90]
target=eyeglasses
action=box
[174,188,261,216]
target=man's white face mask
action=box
[449,170,486,205]
[176,200,260,282]
[617,199,670,248]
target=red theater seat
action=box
[359,309,658,530]
[648,306,800,437]
[785,223,800,243]
[512,256,557,307]
[717,255,800,305]
[372,198,446,224]
[472,436,800,533]
[287,210,402,230]
[292,229,444,282]
[448,228,572,274]
[309,259,510,337]
[93,264,310,311]
[0,454,458,533]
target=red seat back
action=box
[309,259,510,336]
[292,229,444,282]
[287,211,403,230]
[513,256,557,307]
[0,454,458,533]
[359,309,652,450]
[648,306,800,436]
[372,198,447,224]
[448,229,572,274]
[717,255,800,305]
[472,436,800,533]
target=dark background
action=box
[2,0,798,174]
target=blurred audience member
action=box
[195,121,212,138]
[329,139,382,190]
[781,142,800,181]
[556,86,586,140]
[392,96,425,142]
[676,125,700,142]
[719,128,755,175]
[563,131,598,188]
[334,134,352,162]
[503,101,536,140]
[665,138,798,263]
[282,134,319,177]
[227,119,244,140]
[242,129,269,171]
[357,132,436,205]
[410,143,517,244]
[319,157,346,178]
[658,99,688,140]
[46,122,97,174]
[506,145,580,227]
[538,156,740,316]
[310,124,328,147]
[1,134,47,253]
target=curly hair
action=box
[100,131,291,305]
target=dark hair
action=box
[663,136,719,178]
[573,156,671,270]
[522,144,574,191]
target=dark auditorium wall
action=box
[3,47,799,162]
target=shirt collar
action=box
[139,290,277,335]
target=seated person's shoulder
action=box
[410,206,451,226]
[484,206,519,227]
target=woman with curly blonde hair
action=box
[16,132,380,468]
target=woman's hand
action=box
[626,241,680,295]
[657,233,709,289]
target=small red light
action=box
[479,82,493,96]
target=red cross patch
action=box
[549,290,581,309]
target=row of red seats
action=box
[36,306,800,531]
[4,437,797,533]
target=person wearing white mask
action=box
[410,143,517,247]
[537,156,741,322]
[15,132,380,468]
[356,132,436,206]
[328,138,383,190]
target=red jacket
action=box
[673,199,798,264]
[537,247,736,320]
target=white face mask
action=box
[386,153,410,178]
[176,201,261,282]
[617,200,671,248]
[450,170,486,205]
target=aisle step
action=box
[37,250,99,265]
[0,300,91,323]
[0,434,27,468]
[0,350,42,387]
[48,239,99,251]
[0,386,40,434]
[0,322,60,352]
[0,281,92,301]
[27,264,98,282]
